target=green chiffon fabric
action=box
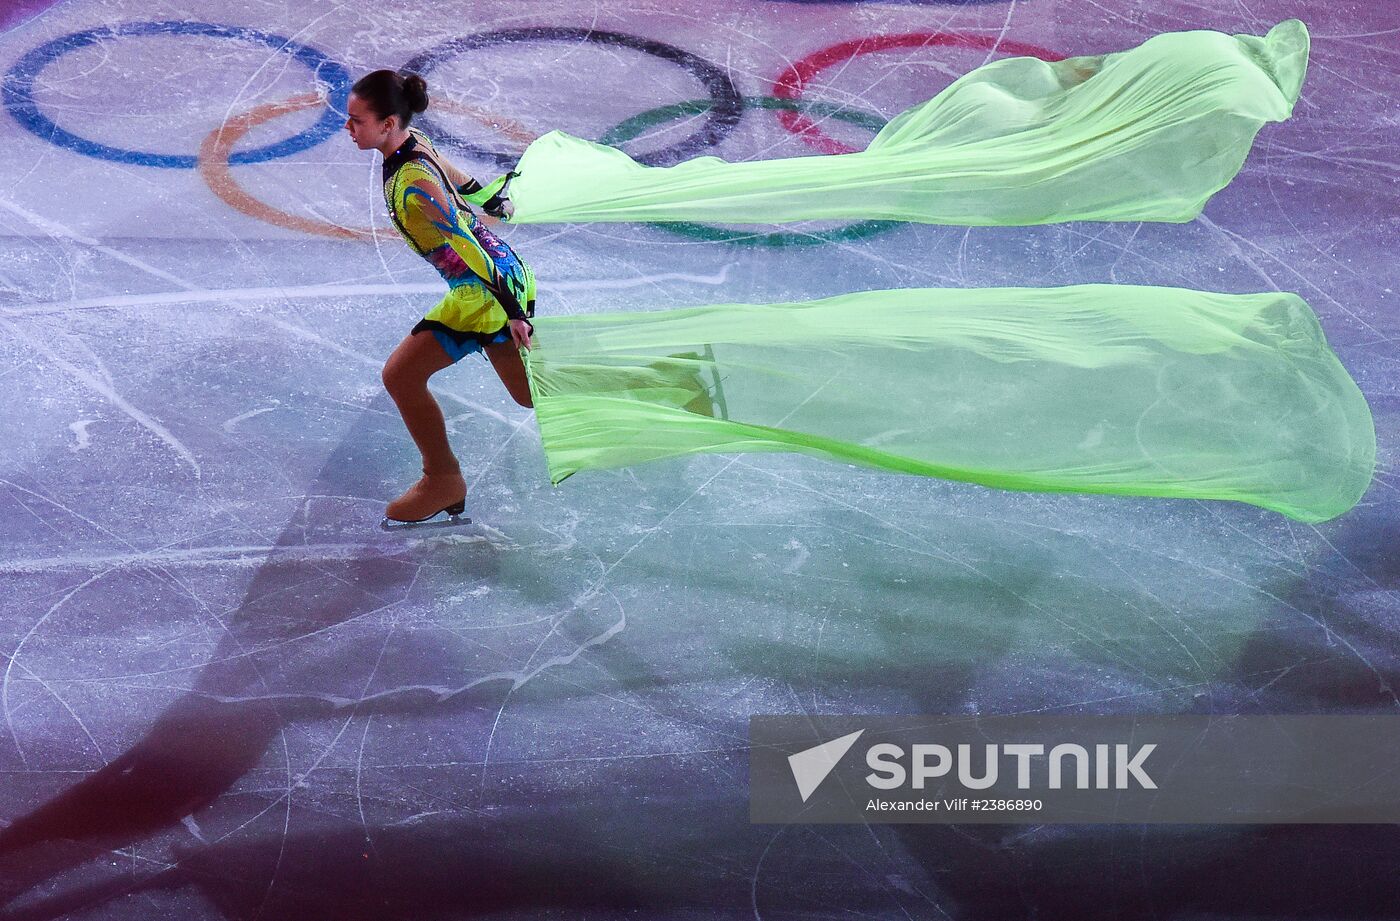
[522,285,1374,522]
[504,20,1308,227]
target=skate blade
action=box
[379,504,472,533]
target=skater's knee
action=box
[381,358,422,398]
[380,360,401,394]
[511,389,533,409]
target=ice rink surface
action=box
[0,0,1397,917]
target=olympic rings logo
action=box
[2,20,1062,247]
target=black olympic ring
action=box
[403,26,744,169]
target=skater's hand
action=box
[485,196,515,221]
[509,318,533,351]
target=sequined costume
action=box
[381,128,535,356]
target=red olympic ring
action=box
[771,32,1065,155]
[198,94,535,240]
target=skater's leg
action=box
[485,341,533,409]
[381,331,460,473]
[381,332,467,522]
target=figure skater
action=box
[345,69,535,527]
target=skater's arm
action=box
[436,155,513,218]
[424,146,509,215]
[447,168,514,220]
[422,140,514,218]
[435,156,480,199]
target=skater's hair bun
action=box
[351,69,430,127]
[401,74,429,115]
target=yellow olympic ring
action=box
[198,93,537,239]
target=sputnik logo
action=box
[788,729,865,802]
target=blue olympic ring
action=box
[2,20,351,169]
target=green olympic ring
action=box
[598,95,906,247]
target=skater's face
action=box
[345,93,398,150]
